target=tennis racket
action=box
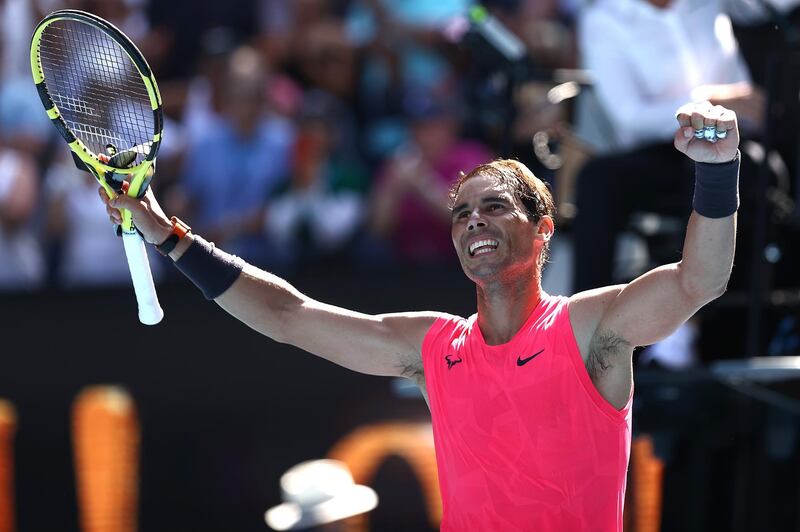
[30,9,164,325]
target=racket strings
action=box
[39,20,154,165]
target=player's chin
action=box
[458,252,503,280]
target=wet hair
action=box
[450,159,556,267]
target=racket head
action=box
[30,9,162,206]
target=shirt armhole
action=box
[561,299,633,424]
[421,314,465,373]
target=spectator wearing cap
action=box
[367,86,493,267]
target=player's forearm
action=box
[170,233,301,343]
[677,211,736,304]
[169,232,433,376]
[215,264,305,344]
[676,154,740,304]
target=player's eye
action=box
[487,203,505,212]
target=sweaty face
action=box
[450,174,539,283]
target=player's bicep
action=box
[598,263,705,348]
[282,301,441,378]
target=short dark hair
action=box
[450,159,556,266]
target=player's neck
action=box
[475,274,543,345]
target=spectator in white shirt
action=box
[567,0,767,369]
[571,0,764,293]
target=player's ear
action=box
[534,215,554,243]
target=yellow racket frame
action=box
[30,9,163,236]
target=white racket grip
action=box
[122,231,164,325]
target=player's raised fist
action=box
[674,101,739,164]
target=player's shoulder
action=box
[416,311,469,345]
[569,285,625,307]
[381,310,462,325]
[378,311,464,347]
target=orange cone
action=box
[72,386,140,532]
[0,400,16,532]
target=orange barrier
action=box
[625,435,665,532]
[0,400,16,532]
[72,386,140,532]
[328,422,441,532]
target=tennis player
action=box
[101,101,740,531]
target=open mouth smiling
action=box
[468,239,499,256]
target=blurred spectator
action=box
[571,0,764,293]
[155,26,243,197]
[181,27,242,146]
[453,0,579,177]
[291,18,359,104]
[367,86,492,266]
[0,0,52,160]
[170,45,294,268]
[257,0,347,69]
[0,75,52,161]
[43,151,163,289]
[346,0,469,73]
[0,146,45,291]
[35,0,172,75]
[80,0,152,42]
[481,0,578,70]
[345,0,468,163]
[264,90,369,270]
[147,0,259,79]
[2,0,36,80]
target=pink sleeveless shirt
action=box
[422,294,632,531]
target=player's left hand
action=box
[674,101,739,164]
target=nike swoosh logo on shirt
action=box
[517,349,544,366]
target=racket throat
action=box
[105,144,137,169]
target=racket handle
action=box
[121,232,164,325]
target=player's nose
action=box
[467,210,486,231]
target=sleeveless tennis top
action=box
[422,294,632,531]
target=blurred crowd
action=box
[2,0,800,331]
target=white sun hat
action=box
[265,459,378,531]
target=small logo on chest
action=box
[445,354,463,369]
[517,349,544,367]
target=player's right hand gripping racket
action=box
[30,9,164,325]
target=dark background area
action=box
[1,270,800,531]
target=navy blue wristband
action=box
[173,236,245,300]
[693,151,740,219]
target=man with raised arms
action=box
[102,101,740,531]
